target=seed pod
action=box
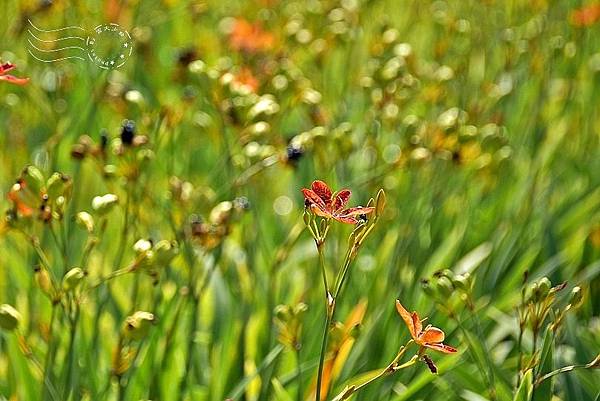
[123,311,155,341]
[63,267,85,291]
[22,165,45,195]
[75,211,95,232]
[92,194,118,214]
[421,279,436,298]
[274,305,292,323]
[34,266,54,298]
[0,304,21,331]
[375,189,386,217]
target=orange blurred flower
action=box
[571,3,600,27]
[395,300,457,354]
[302,180,374,224]
[0,62,29,85]
[232,67,259,93]
[8,180,34,217]
[229,18,275,53]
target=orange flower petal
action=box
[425,343,457,354]
[0,75,29,85]
[302,188,327,208]
[333,215,357,224]
[395,300,417,339]
[420,327,445,343]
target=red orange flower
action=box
[302,180,374,224]
[571,3,600,27]
[229,18,275,54]
[395,300,457,354]
[0,62,29,85]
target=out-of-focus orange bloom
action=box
[229,18,274,53]
[8,180,34,216]
[395,300,457,354]
[302,180,374,225]
[571,3,600,27]
[232,67,259,93]
[0,62,29,85]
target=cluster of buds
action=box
[71,121,153,182]
[274,302,308,351]
[522,277,581,334]
[190,197,249,250]
[6,166,71,226]
[421,269,474,312]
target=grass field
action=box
[0,1,599,400]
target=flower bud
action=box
[436,276,454,298]
[123,311,155,341]
[274,305,292,323]
[133,239,153,254]
[92,194,118,214]
[293,302,308,316]
[22,165,45,195]
[537,277,551,298]
[153,240,179,266]
[209,201,233,225]
[46,172,67,199]
[421,279,436,298]
[453,273,472,291]
[375,189,386,217]
[62,267,85,291]
[75,211,95,232]
[569,286,583,308]
[0,304,21,331]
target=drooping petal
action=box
[419,327,445,343]
[333,214,357,224]
[395,300,417,339]
[311,180,332,203]
[333,189,351,210]
[340,206,375,216]
[0,75,29,85]
[424,342,457,354]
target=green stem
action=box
[296,346,303,401]
[315,313,332,401]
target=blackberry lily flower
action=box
[302,180,374,224]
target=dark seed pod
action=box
[422,354,438,374]
[286,143,304,163]
[121,120,136,145]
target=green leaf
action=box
[514,370,533,401]
[532,328,554,401]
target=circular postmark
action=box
[86,23,132,69]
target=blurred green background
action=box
[0,0,599,400]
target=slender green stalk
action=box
[315,312,332,401]
[295,346,303,401]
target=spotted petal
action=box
[333,189,351,210]
[396,300,419,339]
[311,180,332,203]
[0,75,29,85]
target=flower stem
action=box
[315,312,332,401]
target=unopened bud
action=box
[153,240,179,266]
[537,277,551,298]
[569,286,583,308]
[75,211,95,232]
[453,273,472,291]
[0,304,21,331]
[274,305,292,322]
[34,266,54,298]
[123,311,155,341]
[375,189,386,217]
[209,201,233,225]
[22,165,45,195]
[436,276,454,298]
[92,194,118,214]
[63,267,85,291]
[46,172,68,199]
